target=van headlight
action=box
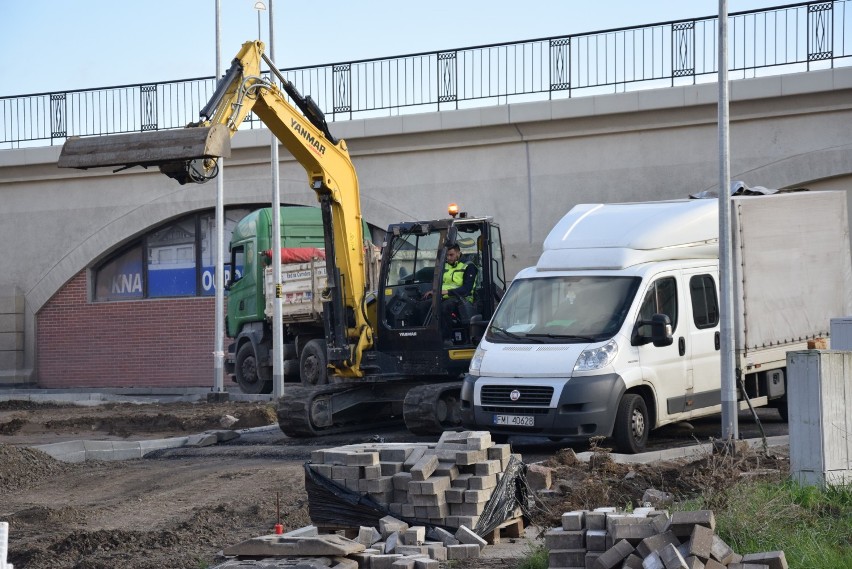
[469,346,486,376]
[574,340,618,372]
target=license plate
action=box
[493,414,534,427]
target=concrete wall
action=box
[1,66,851,387]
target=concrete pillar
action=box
[786,350,852,486]
[0,288,28,386]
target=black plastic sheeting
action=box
[303,455,529,536]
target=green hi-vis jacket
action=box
[442,261,473,301]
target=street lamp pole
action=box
[718,0,738,444]
[267,0,286,399]
[254,1,266,40]
[211,0,228,400]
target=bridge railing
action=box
[1,1,849,149]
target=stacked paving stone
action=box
[307,431,520,530]
[548,507,788,569]
[215,514,491,568]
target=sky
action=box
[1,0,782,98]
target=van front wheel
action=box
[613,394,649,454]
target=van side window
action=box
[689,274,719,329]
[637,277,678,337]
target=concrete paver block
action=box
[369,554,403,569]
[409,455,438,481]
[637,530,680,559]
[413,558,439,569]
[446,544,480,560]
[584,511,607,530]
[586,529,607,552]
[610,522,657,545]
[544,527,586,550]
[425,527,458,546]
[658,543,688,569]
[526,463,552,490]
[454,525,487,549]
[642,551,665,569]
[562,510,585,531]
[424,543,446,561]
[379,516,409,538]
[389,557,416,569]
[284,525,319,538]
[401,526,425,546]
[741,551,787,569]
[709,535,737,565]
[668,511,715,538]
[687,525,714,560]
[549,548,585,567]
[593,539,634,569]
[358,526,382,547]
[383,532,399,553]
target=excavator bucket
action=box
[57,124,231,172]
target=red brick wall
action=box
[37,271,222,388]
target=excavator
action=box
[59,40,506,436]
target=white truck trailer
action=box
[460,191,852,453]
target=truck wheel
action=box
[774,394,789,422]
[235,343,272,394]
[300,339,328,386]
[613,394,649,454]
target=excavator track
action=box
[402,382,464,435]
[276,382,407,438]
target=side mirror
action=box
[469,315,487,344]
[650,313,674,347]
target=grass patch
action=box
[516,542,549,569]
[684,479,852,568]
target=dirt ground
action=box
[0,400,790,569]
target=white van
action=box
[460,191,852,453]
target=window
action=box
[690,274,719,329]
[93,244,143,301]
[636,277,678,337]
[487,276,641,343]
[93,208,251,302]
[147,220,197,297]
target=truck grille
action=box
[480,385,553,406]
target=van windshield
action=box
[486,276,641,344]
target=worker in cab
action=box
[424,242,478,342]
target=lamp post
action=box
[254,1,266,40]
[211,0,228,400]
[265,0,286,399]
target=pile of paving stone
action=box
[305,430,520,531]
[214,514,493,568]
[547,507,788,569]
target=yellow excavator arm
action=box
[59,40,371,377]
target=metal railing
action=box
[1,1,849,149]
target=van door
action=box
[682,268,722,418]
[633,272,690,426]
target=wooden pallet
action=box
[481,517,524,545]
[317,526,359,539]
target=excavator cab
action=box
[375,215,506,374]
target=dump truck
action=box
[224,206,381,393]
[461,190,852,452]
[59,40,507,436]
